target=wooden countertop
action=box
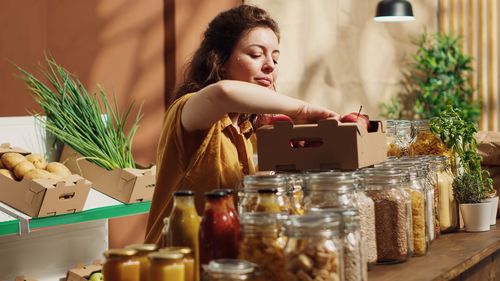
[368,220,499,281]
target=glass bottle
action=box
[166,190,201,281]
[148,252,185,281]
[126,244,158,281]
[283,213,343,281]
[203,259,259,281]
[303,171,359,211]
[255,188,282,213]
[359,171,412,264]
[199,191,239,267]
[239,175,291,214]
[160,247,195,281]
[103,249,140,281]
[431,155,458,233]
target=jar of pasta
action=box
[103,249,140,281]
[126,244,158,281]
[148,252,185,281]
[386,120,412,157]
[409,120,450,157]
[239,175,291,214]
[239,213,286,281]
[303,171,359,211]
[430,155,458,233]
[203,259,259,281]
[359,171,412,264]
[283,213,343,281]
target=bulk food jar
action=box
[239,175,291,214]
[103,249,140,281]
[126,244,158,281]
[430,155,458,233]
[386,120,412,157]
[160,247,195,281]
[303,171,359,211]
[148,252,185,281]
[283,213,343,281]
[409,120,450,157]
[203,259,260,281]
[278,172,306,215]
[239,213,286,281]
[353,181,377,268]
[338,209,367,281]
[359,171,412,264]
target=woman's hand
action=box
[290,103,340,124]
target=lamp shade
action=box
[374,0,415,22]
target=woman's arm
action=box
[181,80,339,132]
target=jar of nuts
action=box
[203,259,259,281]
[283,213,343,281]
[239,175,291,214]
[239,213,286,281]
[303,171,359,212]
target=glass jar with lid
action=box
[239,175,291,214]
[148,252,185,281]
[386,120,413,157]
[279,172,306,215]
[429,155,458,233]
[103,249,140,281]
[339,209,366,281]
[409,120,450,157]
[359,171,412,264]
[239,213,286,281]
[160,247,195,281]
[283,213,343,281]
[352,181,377,268]
[126,244,158,281]
[303,171,359,211]
[203,259,259,281]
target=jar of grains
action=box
[203,259,260,281]
[339,209,366,281]
[303,171,359,211]
[353,181,377,267]
[360,171,412,264]
[239,213,286,281]
[283,213,343,281]
[239,175,291,214]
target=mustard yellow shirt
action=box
[145,93,256,244]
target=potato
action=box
[1,153,26,170]
[45,162,72,178]
[26,154,47,169]
[0,169,14,180]
[23,169,56,180]
[13,161,36,180]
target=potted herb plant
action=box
[430,106,492,232]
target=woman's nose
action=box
[262,58,275,73]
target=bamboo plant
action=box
[17,56,143,170]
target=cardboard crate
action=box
[60,145,156,203]
[0,145,91,218]
[256,119,387,171]
[66,261,102,281]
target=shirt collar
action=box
[221,115,254,138]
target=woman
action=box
[145,4,339,244]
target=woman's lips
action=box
[255,78,272,87]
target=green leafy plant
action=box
[430,106,493,203]
[17,55,143,170]
[381,32,480,124]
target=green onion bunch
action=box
[17,56,143,170]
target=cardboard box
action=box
[66,261,102,281]
[60,145,156,203]
[0,145,91,218]
[256,119,387,171]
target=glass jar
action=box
[282,173,306,215]
[103,249,140,281]
[199,191,239,267]
[126,244,158,281]
[203,259,259,281]
[239,213,286,281]
[406,168,429,256]
[239,175,291,214]
[148,252,185,281]
[360,172,412,264]
[339,210,366,281]
[409,120,449,156]
[303,171,359,211]
[431,155,458,233]
[353,184,377,267]
[386,120,412,157]
[160,247,195,281]
[283,213,343,281]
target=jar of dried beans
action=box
[360,171,412,264]
[283,213,343,281]
[303,171,359,211]
[203,259,259,281]
[239,213,286,281]
[239,175,291,214]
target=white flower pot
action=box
[481,196,499,225]
[459,203,491,232]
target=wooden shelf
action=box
[368,220,499,281]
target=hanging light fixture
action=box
[374,0,415,22]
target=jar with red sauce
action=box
[199,190,240,268]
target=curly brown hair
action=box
[173,5,280,101]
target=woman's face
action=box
[223,27,280,89]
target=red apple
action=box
[269,114,293,124]
[340,112,370,130]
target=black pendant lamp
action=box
[374,0,415,22]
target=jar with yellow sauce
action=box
[239,175,291,214]
[126,243,158,281]
[103,249,140,281]
[148,252,185,281]
[255,188,282,213]
[160,247,195,281]
[203,259,259,281]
